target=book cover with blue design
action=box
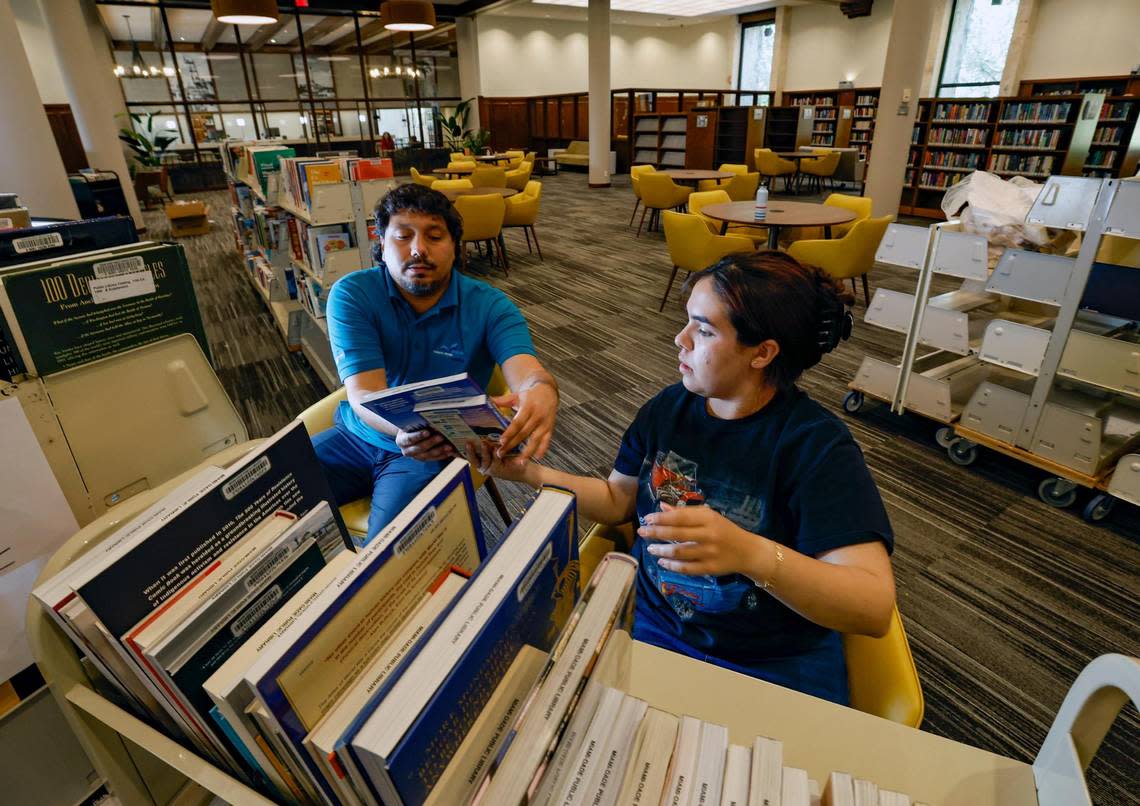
[246,458,488,802]
[346,486,581,806]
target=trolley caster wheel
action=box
[946,438,978,466]
[1082,494,1116,523]
[843,391,865,414]
[1038,477,1078,509]
[935,426,956,449]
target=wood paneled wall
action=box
[44,105,88,174]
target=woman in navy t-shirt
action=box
[468,251,895,704]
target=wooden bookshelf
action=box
[1019,73,1140,97]
[763,106,813,154]
[1082,97,1140,177]
[784,88,879,151]
[632,112,688,168]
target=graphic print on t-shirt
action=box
[640,450,762,621]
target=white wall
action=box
[782,0,893,91]
[11,0,69,104]
[477,15,738,96]
[1021,0,1140,80]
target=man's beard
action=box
[396,259,447,297]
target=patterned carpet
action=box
[146,174,1139,803]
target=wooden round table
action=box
[474,154,513,164]
[663,169,736,186]
[700,200,855,249]
[435,186,517,202]
[433,165,475,178]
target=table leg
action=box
[720,221,729,236]
[824,225,832,239]
[767,226,779,250]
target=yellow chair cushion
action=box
[786,214,893,281]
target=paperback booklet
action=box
[359,372,514,452]
[346,486,582,806]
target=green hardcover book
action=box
[0,241,209,376]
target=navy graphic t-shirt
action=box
[613,383,893,704]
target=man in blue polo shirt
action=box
[313,183,559,543]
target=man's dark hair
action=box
[371,183,463,265]
[683,250,854,391]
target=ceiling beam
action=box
[244,19,289,51]
[328,18,387,51]
[201,18,225,51]
[152,8,166,52]
[294,16,351,50]
[408,23,456,50]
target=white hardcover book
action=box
[612,707,679,806]
[585,693,648,806]
[876,790,911,806]
[531,678,607,805]
[781,767,811,806]
[553,686,625,806]
[661,715,702,806]
[748,736,783,806]
[305,571,467,806]
[720,744,752,806]
[691,721,729,806]
[852,779,879,806]
[821,772,855,806]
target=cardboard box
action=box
[165,200,211,237]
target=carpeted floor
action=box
[145,173,1139,803]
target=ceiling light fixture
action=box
[380,0,436,32]
[211,0,278,25]
[117,15,165,79]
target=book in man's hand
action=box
[359,372,515,453]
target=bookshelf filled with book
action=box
[783,88,880,151]
[850,90,881,163]
[631,113,689,168]
[225,143,396,391]
[900,93,1108,219]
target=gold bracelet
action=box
[760,543,784,591]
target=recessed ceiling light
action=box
[179,36,185,41]
[269,38,277,43]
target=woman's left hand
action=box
[638,503,765,578]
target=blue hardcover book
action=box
[243,458,489,802]
[359,372,514,452]
[210,706,274,793]
[345,486,581,806]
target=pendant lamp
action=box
[380,0,436,32]
[211,0,279,25]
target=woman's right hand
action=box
[464,439,534,484]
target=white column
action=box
[587,0,611,187]
[770,6,791,105]
[999,0,1040,96]
[864,1,939,218]
[0,0,79,219]
[456,16,482,130]
[39,0,144,230]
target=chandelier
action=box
[113,15,175,79]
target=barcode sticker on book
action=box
[89,270,156,304]
[12,232,64,254]
[93,255,147,278]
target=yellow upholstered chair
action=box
[688,189,768,244]
[637,172,692,238]
[800,149,841,194]
[697,162,750,192]
[661,210,753,310]
[787,214,893,306]
[409,167,435,187]
[446,161,475,172]
[824,193,872,238]
[505,161,533,191]
[450,152,475,163]
[431,178,474,191]
[755,148,797,193]
[503,180,543,261]
[722,171,761,202]
[628,164,657,228]
[455,193,509,274]
[471,166,508,188]
[578,522,924,728]
[296,378,514,538]
[504,150,526,168]
[524,151,536,163]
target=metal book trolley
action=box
[846,177,1140,522]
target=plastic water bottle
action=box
[754,182,768,222]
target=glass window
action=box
[738,21,775,93]
[938,0,1020,97]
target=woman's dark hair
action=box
[683,250,855,391]
[371,183,463,265]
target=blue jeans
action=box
[311,409,447,545]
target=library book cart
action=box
[846,177,1140,522]
[25,445,1140,805]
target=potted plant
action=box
[436,99,473,153]
[463,129,493,155]
[117,112,179,206]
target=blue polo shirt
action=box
[325,266,536,452]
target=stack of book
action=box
[35,417,585,805]
[241,146,297,196]
[280,157,395,211]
